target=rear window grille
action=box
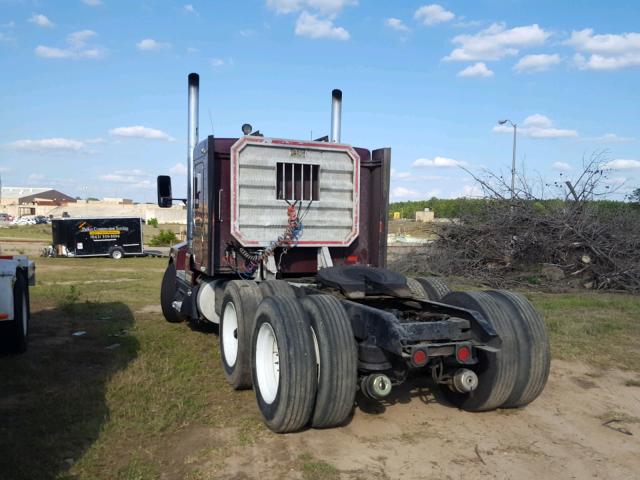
[276,162,319,201]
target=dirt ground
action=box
[184,360,640,480]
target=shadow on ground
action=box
[0,301,138,480]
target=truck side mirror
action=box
[157,175,173,208]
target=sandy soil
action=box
[193,361,640,480]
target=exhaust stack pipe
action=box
[330,89,342,143]
[187,73,199,250]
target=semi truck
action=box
[157,73,550,433]
[0,255,34,353]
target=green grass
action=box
[526,291,640,371]
[298,454,340,480]
[0,257,264,480]
[1,257,640,479]
[0,224,52,240]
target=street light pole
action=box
[498,119,517,199]
[511,123,517,198]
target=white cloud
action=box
[169,163,188,175]
[294,12,349,41]
[445,23,550,61]
[211,58,226,67]
[460,184,483,198]
[99,169,153,188]
[386,18,410,34]
[136,38,171,51]
[184,4,197,14]
[390,169,412,179]
[35,30,105,59]
[552,161,572,171]
[412,156,467,168]
[239,29,256,37]
[0,32,15,44]
[29,14,54,28]
[594,133,634,143]
[457,62,493,78]
[604,159,640,170]
[493,114,578,139]
[514,53,561,73]
[109,126,175,141]
[523,113,552,128]
[81,0,103,5]
[414,4,454,26]
[0,165,12,173]
[390,186,421,199]
[28,173,45,182]
[7,138,87,152]
[567,28,640,70]
[267,0,357,15]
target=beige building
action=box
[1,187,186,224]
[415,208,435,223]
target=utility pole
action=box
[498,119,517,199]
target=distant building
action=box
[1,187,51,205]
[18,189,77,205]
[1,187,76,216]
[103,197,134,205]
[415,208,435,223]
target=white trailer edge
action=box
[0,255,35,353]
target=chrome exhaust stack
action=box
[187,73,199,249]
[330,89,342,143]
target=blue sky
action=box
[0,0,639,202]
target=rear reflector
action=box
[0,313,8,320]
[345,255,358,264]
[456,345,471,363]
[411,349,427,367]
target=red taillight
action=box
[345,255,358,264]
[0,313,8,320]
[411,349,427,366]
[456,345,471,363]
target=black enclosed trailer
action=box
[50,217,143,259]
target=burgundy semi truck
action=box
[157,73,550,433]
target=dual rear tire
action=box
[219,279,357,432]
[440,290,550,411]
[251,294,357,432]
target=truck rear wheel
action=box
[160,263,183,323]
[487,290,550,408]
[220,281,262,389]
[439,291,518,411]
[259,279,299,298]
[407,276,451,301]
[251,295,317,433]
[300,295,357,429]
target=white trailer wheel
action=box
[221,302,239,367]
[255,322,279,404]
[251,295,317,433]
[219,280,263,389]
